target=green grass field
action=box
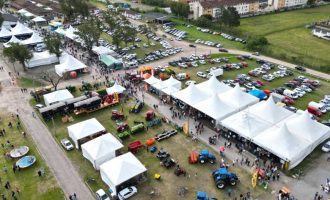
[0,113,63,200]
[17,77,44,88]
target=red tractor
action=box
[117,123,129,133]
[111,110,125,120]
[145,110,155,121]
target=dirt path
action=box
[0,60,94,200]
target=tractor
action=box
[197,191,217,200]
[145,110,155,121]
[160,158,176,169]
[174,165,187,176]
[199,150,216,164]
[117,123,129,133]
[111,110,125,120]
[130,123,145,134]
[130,100,144,113]
[212,167,239,189]
[156,149,170,160]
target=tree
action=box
[307,0,316,5]
[75,18,102,54]
[121,26,137,47]
[170,2,189,18]
[40,72,63,91]
[44,35,62,59]
[3,43,32,71]
[219,7,240,27]
[246,36,269,52]
[196,16,212,28]
[59,0,89,22]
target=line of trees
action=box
[170,2,190,18]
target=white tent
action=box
[100,152,147,195]
[20,32,43,45]
[194,93,237,124]
[286,110,330,149]
[26,50,59,68]
[43,89,74,106]
[55,53,87,77]
[144,75,160,85]
[10,22,33,36]
[196,75,231,95]
[253,123,311,169]
[68,118,106,149]
[81,134,123,170]
[163,76,181,89]
[162,86,180,96]
[152,80,167,90]
[106,82,126,95]
[32,16,47,22]
[172,83,209,107]
[220,84,259,110]
[92,46,113,56]
[3,35,21,47]
[54,28,66,35]
[17,9,28,15]
[23,12,35,18]
[0,26,12,38]
[65,26,79,40]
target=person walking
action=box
[32,112,36,118]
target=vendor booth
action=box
[43,89,74,106]
[10,22,33,36]
[172,83,209,107]
[106,82,126,95]
[20,32,43,45]
[196,75,231,95]
[3,35,21,47]
[0,26,12,39]
[163,76,181,89]
[55,53,87,77]
[100,54,123,70]
[26,50,59,68]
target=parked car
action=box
[96,189,110,200]
[295,66,306,71]
[189,44,196,48]
[60,138,74,151]
[218,48,228,53]
[118,186,138,200]
[321,140,330,152]
[185,80,196,86]
[197,71,207,78]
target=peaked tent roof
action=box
[0,26,12,38]
[10,22,33,36]
[172,83,209,106]
[162,85,180,96]
[194,93,237,123]
[163,76,181,89]
[196,75,231,95]
[55,53,87,77]
[21,32,43,45]
[100,152,147,186]
[32,16,47,22]
[65,26,79,40]
[92,46,113,56]
[220,84,259,109]
[152,80,167,90]
[106,82,126,94]
[3,35,22,47]
[144,75,160,85]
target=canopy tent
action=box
[92,46,113,56]
[143,73,151,79]
[172,83,209,107]
[26,50,59,68]
[144,75,160,85]
[286,110,330,149]
[250,96,293,124]
[0,26,12,38]
[10,22,33,36]
[17,9,28,15]
[43,89,74,106]
[23,12,35,18]
[3,35,21,47]
[106,82,126,95]
[253,124,311,169]
[162,85,180,96]
[65,26,79,40]
[163,76,181,89]
[100,54,120,67]
[249,89,267,100]
[194,93,237,124]
[152,80,167,91]
[68,118,106,149]
[54,27,66,35]
[32,16,47,22]
[100,152,147,195]
[196,75,231,95]
[55,53,87,77]
[20,32,43,45]
[220,84,259,110]
[81,133,123,170]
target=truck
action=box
[283,89,298,100]
[308,101,327,113]
[212,167,239,189]
[207,68,223,79]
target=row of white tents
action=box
[2,32,44,47]
[0,22,34,38]
[144,75,182,95]
[67,118,146,195]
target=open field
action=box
[17,77,44,88]
[165,53,330,120]
[31,92,265,199]
[0,113,63,200]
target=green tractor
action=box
[131,124,145,134]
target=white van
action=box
[283,89,298,99]
[308,101,327,113]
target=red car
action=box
[307,106,322,117]
[282,96,294,105]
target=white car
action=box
[300,85,312,92]
[60,138,74,151]
[199,60,206,65]
[185,80,196,86]
[118,186,137,200]
[96,189,110,200]
[278,65,287,71]
[322,140,330,152]
[196,71,207,78]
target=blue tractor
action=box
[212,167,239,189]
[199,150,216,164]
[197,191,217,200]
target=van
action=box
[308,101,327,113]
[283,89,298,99]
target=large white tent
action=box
[163,76,181,89]
[65,26,79,40]
[20,32,43,45]
[55,53,87,77]
[194,93,237,124]
[0,26,12,38]
[26,50,59,68]
[81,133,123,170]
[144,75,160,85]
[32,16,47,22]
[10,22,33,36]
[3,35,21,47]
[92,46,113,56]
[162,86,180,96]
[253,123,311,169]
[172,83,209,106]
[152,80,167,90]
[106,82,126,95]
[100,152,147,195]
[43,89,74,106]
[220,84,259,110]
[68,118,106,149]
[196,75,231,95]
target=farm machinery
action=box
[197,191,217,200]
[174,165,187,176]
[128,140,144,153]
[156,149,170,160]
[130,99,144,113]
[155,130,177,141]
[189,150,216,164]
[117,123,129,133]
[131,123,145,134]
[145,110,155,121]
[111,110,125,120]
[212,167,239,189]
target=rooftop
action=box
[199,0,258,8]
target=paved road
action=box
[0,60,94,200]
